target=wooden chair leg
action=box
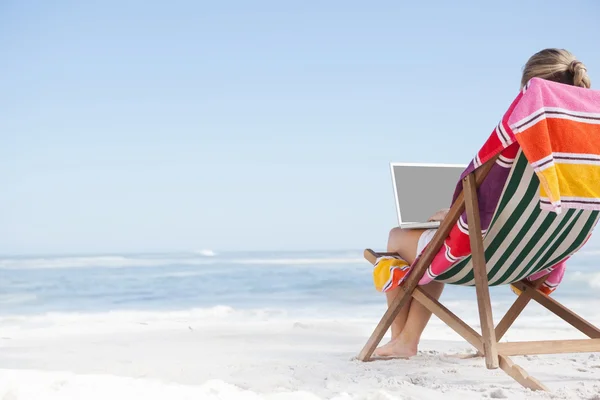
[463,174,499,369]
[413,284,549,391]
[471,293,531,358]
[357,281,414,361]
[495,276,547,340]
[412,287,484,352]
[495,294,531,342]
[357,250,433,361]
[498,355,549,391]
[512,281,600,338]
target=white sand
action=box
[1,306,600,400]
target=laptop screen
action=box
[391,163,467,225]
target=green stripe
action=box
[542,212,598,270]
[430,150,600,287]
[511,209,578,282]
[436,155,530,283]
[495,211,567,284]
[450,174,540,286]
[435,256,470,281]
[485,180,543,282]
[491,211,553,284]
[490,153,529,225]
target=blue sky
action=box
[1,0,599,255]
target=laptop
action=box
[390,162,467,229]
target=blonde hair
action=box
[521,48,591,89]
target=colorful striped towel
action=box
[415,78,600,286]
[510,79,600,212]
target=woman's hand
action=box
[428,208,450,222]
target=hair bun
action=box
[569,60,585,74]
[568,60,591,88]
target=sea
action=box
[2,249,600,400]
[1,249,599,318]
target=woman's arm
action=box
[428,208,450,222]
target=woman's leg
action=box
[374,227,445,357]
[383,227,423,338]
[385,286,411,340]
[376,281,444,357]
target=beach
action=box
[1,251,600,399]
[5,1,600,398]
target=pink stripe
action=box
[527,259,567,287]
[508,78,600,126]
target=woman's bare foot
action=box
[373,338,418,358]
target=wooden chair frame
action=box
[357,156,600,391]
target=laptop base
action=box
[399,221,441,230]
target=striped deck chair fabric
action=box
[412,78,600,289]
[436,149,599,286]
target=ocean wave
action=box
[566,271,600,289]
[233,258,364,265]
[572,247,600,256]
[0,293,37,305]
[0,305,318,341]
[194,249,217,257]
[0,254,365,270]
[0,255,216,270]
[0,305,289,334]
[0,305,239,322]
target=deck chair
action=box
[357,148,600,391]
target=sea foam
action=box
[0,254,364,270]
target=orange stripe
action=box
[518,119,600,162]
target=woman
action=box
[373,48,592,359]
